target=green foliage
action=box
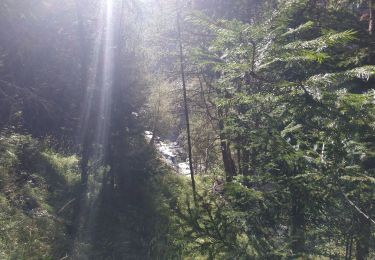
[41,151,80,186]
[1,0,374,258]
[0,134,80,259]
[168,0,375,257]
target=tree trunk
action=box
[370,0,374,35]
[150,85,161,145]
[236,147,242,175]
[290,186,306,256]
[345,217,354,260]
[355,214,371,260]
[80,138,90,185]
[75,0,90,185]
[218,107,236,181]
[241,149,250,176]
[349,233,354,260]
[220,139,236,182]
[177,8,196,199]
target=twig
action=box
[60,254,69,260]
[341,190,375,225]
[57,198,76,215]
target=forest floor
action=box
[0,134,80,259]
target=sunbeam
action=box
[1,0,374,259]
[95,0,115,162]
[73,0,115,257]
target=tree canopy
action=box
[0,0,374,259]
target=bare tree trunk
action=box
[349,233,354,260]
[370,0,374,35]
[204,146,209,174]
[218,107,236,181]
[75,0,90,185]
[176,7,196,200]
[345,218,354,260]
[242,149,250,176]
[220,140,236,182]
[80,137,90,185]
[290,185,306,256]
[150,85,161,145]
[237,147,242,175]
[356,214,371,260]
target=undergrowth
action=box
[0,134,80,259]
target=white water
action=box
[145,131,192,176]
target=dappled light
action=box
[0,0,374,259]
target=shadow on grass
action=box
[76,139,175,259]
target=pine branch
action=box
[305,66,375,88]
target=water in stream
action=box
[145,131,191,176]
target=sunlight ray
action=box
[73,1,115,257]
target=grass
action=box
[41,151,80,186]
[0,134,80,259]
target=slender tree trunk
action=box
[345,218,354,260]
[72,2,93,249]
[150,85,161,145]
[242,149,250,176]
[80,137,90,185]
[240,71,253,177]
[346,235,350,260]
[370,0,374,35]
[220,139,236,182]
[107,0,127,191]
[176,8,196,200]
[74,11,95,205]
[199,73,236,180]
[356,214,371,260]
[217,107,236,181]
[75,0,90,185]
[290,185,306,256]
[237,147,242,175]
[204,146,209,174]
[349,233,354,260]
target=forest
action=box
[0,0,374,259]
